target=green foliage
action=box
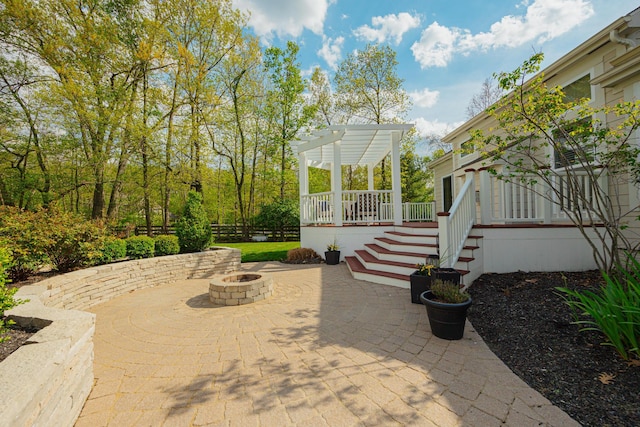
[0,246,26,343]
[431,279,470,304]
[253,199,299,241]
[125,236,155,259]
[401,142,432,203]
[98,237,127,264]
[0,205,105,275]
[38,207,106,272]
[175,191,212,253]
[557,256,640,360]
[154,235,180,256]
[0,206,48,281]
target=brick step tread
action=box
[401,222,438,228]
[375,237,437,248]
[365,243,428,258]
[346,257,409,280]
[386,231,438,238]
[355,250,417,268]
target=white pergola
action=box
[293,123,414,226]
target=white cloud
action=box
[410,22,459,68]
[409,88,440,108]
[232,0,334,37]
[413,117,463,138]
[411,0,594,68]
[353,12,421,45]
[318,36,344,70]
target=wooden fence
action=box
[114,224,300,243]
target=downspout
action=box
[610,29,637,48]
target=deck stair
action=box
[346,224,482,288]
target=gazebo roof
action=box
[293,124,414,169]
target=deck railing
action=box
[300,191,435,224]
[486,169,606,223]
[438,176,476,269]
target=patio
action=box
[75,262,577,426]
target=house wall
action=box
[431,153,453,212]
[301,225,395,261]
[477,226,605,273]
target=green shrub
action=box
[39,207,106,272]
[0,205,106,275]
[557,255,640,360]
[175,191,212,253]
[126,236,155,259]
[0,246,26,343]
[98,237,127,264]
[253,199,299,241]
[0,206,48,281]
[431,279,470,303]
[154,235,180,256]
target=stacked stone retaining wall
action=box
[1,247,240,427]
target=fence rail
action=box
[114,224,300,243]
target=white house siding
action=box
[430,153,453,213]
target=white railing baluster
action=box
[438,176,476,269]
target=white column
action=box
[628,82,640,209]
[391,132,403,225]
[478,168,491,224]
[332,141,343,226]
[367,164,374,190]
[298,152,309,225]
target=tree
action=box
[465,77,502,119]
[175,190,211,252]
[334,43,410,124]
[470,53,640,272]
[264,41,314,201]
[308,67,335,127]
[334,44,410,188]
[401,138,432,203]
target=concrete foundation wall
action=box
[1,247,240,427]
[478,227,604,273]
[301,226,394,262]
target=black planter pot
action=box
[409,272,429,304]
[325,250,340,265]
[420,290,472,340]
[409,268,461,304]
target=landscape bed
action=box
[468,270,639,427]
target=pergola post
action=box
[367,164,374,191]
[298,152,308,224]
[332,140,343,226]
[391,132,402,225]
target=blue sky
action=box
[232,0,635,140]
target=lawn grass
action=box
[217,241,300,263]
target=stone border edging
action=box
[1,247,241,427]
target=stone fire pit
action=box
[209,272,273,305]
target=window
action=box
[563,74,591,103]
[553,117,594,168]
[460,141,473,157]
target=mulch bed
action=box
[468,270,640,427]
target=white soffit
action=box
[293,124,414,169]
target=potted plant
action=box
[409,254,461,304]
[325,241,340,265]
[419,279,472,340]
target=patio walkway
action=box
[75,262,578,427]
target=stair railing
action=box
[438,175,476,269]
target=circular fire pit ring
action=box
[209,272,273,305]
